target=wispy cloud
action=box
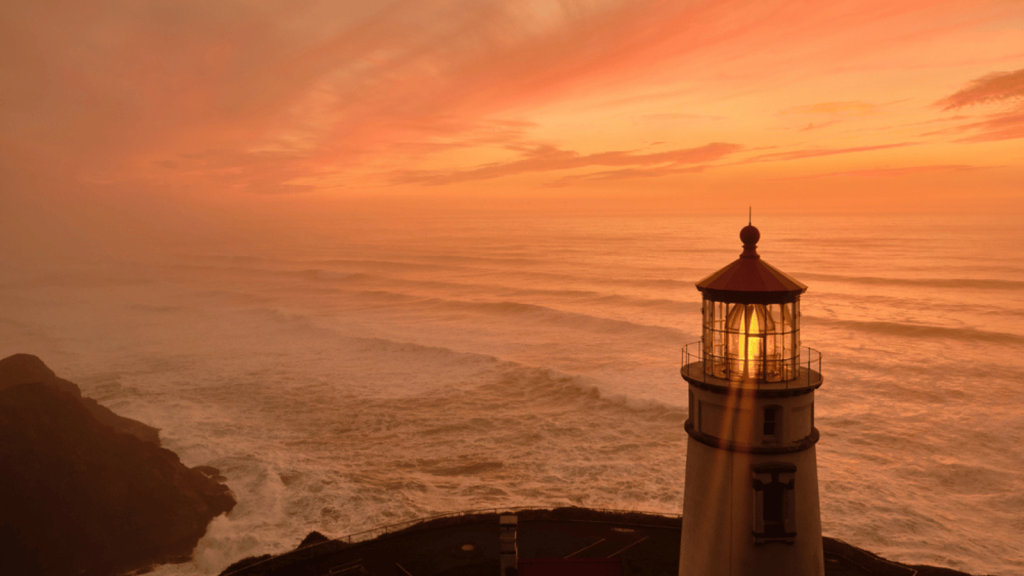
[743,143,911,164]
[390,142,741,186]
[797,121,841,132]
[637,113,724,123]
[933,68,1024,142]
[544,164,711,188]
[780,100,902,133]
[157,149,316,195]
[781,101,883,117]
[935,68,1024,109]
[950,107,1024,143]
[772,164,990,180]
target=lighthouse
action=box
[679,223,824,576]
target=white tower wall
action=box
[680,438,823,576]
[680,385,823,576]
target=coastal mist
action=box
[1,214,1021,576]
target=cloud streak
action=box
[390,142,742,186]
[781,101,884,117]
[743,143,912,164]
[543,164,712,188]
[389,140,922,187]
[772,164,990,180]
[934,68,1024,142]
[935,68,1024,109]
[950,107,1024,143]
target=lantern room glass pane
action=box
[701,297,801,382]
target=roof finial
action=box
[749,206,752,226]
[740,212,760,259]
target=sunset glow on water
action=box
[2,2,1023,575]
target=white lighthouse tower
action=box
[679,223,824,576]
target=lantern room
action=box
[695,224,807,384]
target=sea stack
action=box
[679,224,824,576]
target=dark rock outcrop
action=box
[218,508,983,576]
[194,465,228,483]
[220,554,274,575]
[0,354,235,576]
[298,531,330,548]
[0,353,161,445]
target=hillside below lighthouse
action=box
[679,224,824,576]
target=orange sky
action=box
[2,0,1023,227]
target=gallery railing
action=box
[681,342,822,389]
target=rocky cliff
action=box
[0,354,235,576]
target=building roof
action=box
[695,225,807,304]
[217,507,946,576]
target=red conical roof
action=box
[695,225,807,304]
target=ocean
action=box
[1,213,1021,575]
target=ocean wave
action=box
[167,260,458,281]
[310,258,461,272]
[421,460,506,477]
[591,293,694,310]
[796,272,1024,291]
[169,258,710,302]
[512,273,697,291]
[482,362,686,418]
[807,289,1024,318]
[313,265,703,294]
[400,253,552,267]
[298,269,373,282]
[186,254,272,264]
[295,268,602,299]
[282,332,690,417]
[806,316,1024,345]
[294,269,700,314]
[277,283,685,337]
[358,293,686,339]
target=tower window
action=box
[689,390,695,425]
[762,406,780,443]
[752,464,796,543]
